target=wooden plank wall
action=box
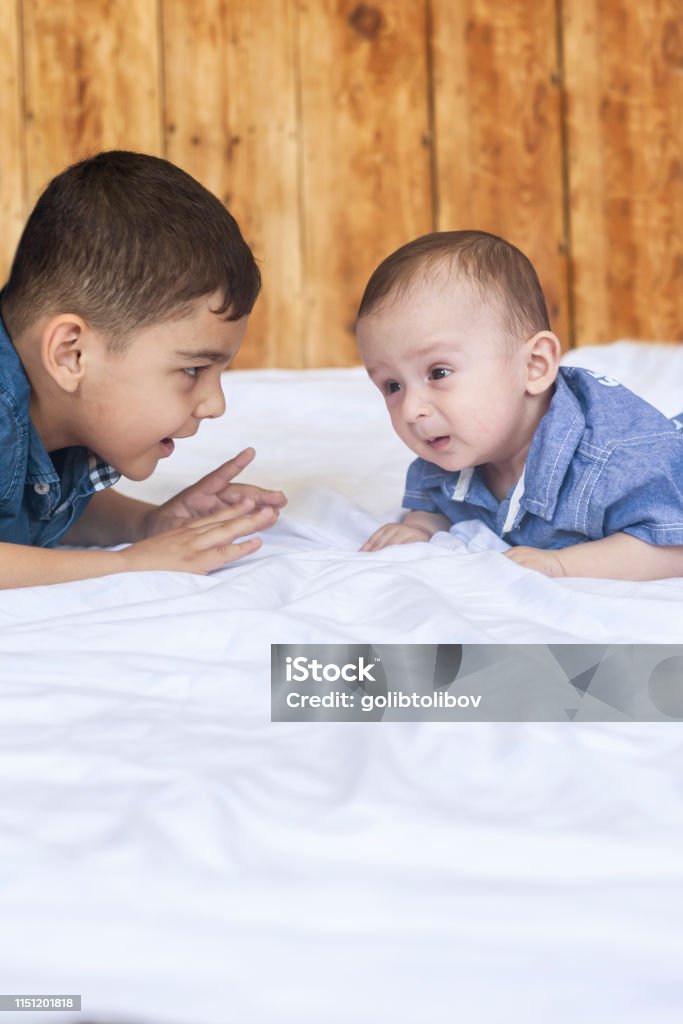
[1,0,681,367]
[564,0,683,345]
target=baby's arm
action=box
[361,510,451,552]
[505,533,683,580]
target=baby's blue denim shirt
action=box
[403,366,683,549]
[0,315,120,547]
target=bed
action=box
[1,341,682,1023]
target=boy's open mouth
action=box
[426,435,449,450]
[159,437,175,456]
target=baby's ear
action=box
[525,331,561,395]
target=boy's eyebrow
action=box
[174,349,234,363]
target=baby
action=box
[356,230,683,579]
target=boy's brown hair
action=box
[357,230,551,342]
[1,150,261,349]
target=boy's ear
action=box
[524,331,561,395]
[40,315,91,393]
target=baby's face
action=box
[357,277,533,474]
[78,292,246,480]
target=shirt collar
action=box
[87,452,121,491]
[521,368,586,520]
[0,310,30,408]
[412,460,499,515]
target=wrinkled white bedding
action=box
[1,342,683,1023]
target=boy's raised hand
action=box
[142,447,286,537]
[122,499,276,575]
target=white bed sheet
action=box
[1,342,683,1023]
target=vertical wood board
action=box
[564,0,683,343]
[297,0,434,365]
[431,0,569,344]
[22,0,162,204]
[163,0,303,368]
[0,0,25,283]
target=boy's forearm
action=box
[402,510,451,537]
[556,533,683,580]
[0,541,126,589]
[62,488,156,546]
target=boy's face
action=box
[78,292,246,480]
[356,277,538,475]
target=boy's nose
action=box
[195,382,226,420]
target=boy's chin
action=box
[115,460,157,482]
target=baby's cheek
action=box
[389,409,407,432]
[474,399,515,433]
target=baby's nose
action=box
[402,388,431,422]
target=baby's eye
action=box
[384,381,401,395]
[429,367,452,381]
[183,366,207,379]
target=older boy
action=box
[0,151,285,589]
[356,230,683,579]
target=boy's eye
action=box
[183,366,208,379]
[430,367,452,380]
[384,381,401,395]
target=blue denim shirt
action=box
[0,315,120,547]
[403,366,683,549]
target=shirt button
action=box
[33,482,51,495]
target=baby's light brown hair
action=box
[357,230,550,344]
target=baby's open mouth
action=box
[426,435,449,449]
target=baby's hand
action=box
[361,523,433,552]
[503,545,567,578]
[119,500,277,575]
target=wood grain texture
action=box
[22,0,162,205]
[0,0,25,282]
[564,0,683,344]
[5,0,681,364]
[162,0,303,368]
[431,0,569,344]
[297,0,434,365]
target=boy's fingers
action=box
[218,485,287,508]
[186,498,256,529]
[184,449,257,498]
[192,506,277,544]
[186,535,262,575]
[251,489,287,507]
[207,535,263,567]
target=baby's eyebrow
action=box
[174,349,232,363]
[364,364,389,379]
